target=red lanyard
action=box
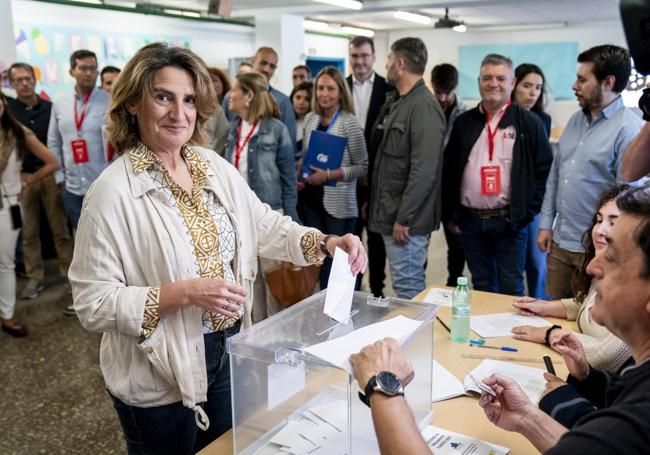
[485,100,510,161]
[73,90,92,136]
[234,121,258,169]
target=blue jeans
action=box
[61,189,84,229]
[458,207,527,296]
[110,322,240,455]
[382,233,430,299]
[302,201,356,290]
[525,213,548,299]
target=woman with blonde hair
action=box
[69,42,366,454]
[226,71,297,321]
[301,66,368,289]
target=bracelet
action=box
[319,234,337,258]
[544,324,562,346]
[326,169,331,181]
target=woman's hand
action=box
[21,173,35,187]
[551,332,590,381]
[325,233,367,275]
[512,297,546,316]
[183,277,247,319]
[511,325,547,344]
[306,166,329,186]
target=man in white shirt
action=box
[346,36,394,297]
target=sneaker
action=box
[21,280,44,299]
[63,305,76,317]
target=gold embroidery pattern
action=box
[300,230,324,264]
[130,144,239,334]
[141,286,161,338]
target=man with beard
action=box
[538,45,643,299]
[367,37,445,299]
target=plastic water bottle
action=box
[451,277,471,343]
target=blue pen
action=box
[470,343,518,352]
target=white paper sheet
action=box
[323,247,356,323]
[469,312,551,338]
[421,425,510,454]
[463,359,547,404]
[422,288,452,307]
[304,315,425,374]
[431,359,466,402]
[267,363,306,410]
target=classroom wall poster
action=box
[12,23,191,101]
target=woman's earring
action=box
[245,100,250,108]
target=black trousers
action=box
[443,223,466,287]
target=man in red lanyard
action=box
[442,54,552,296]
[47,49,111,316]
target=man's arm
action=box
[46,104,65,185]
[349,338,430,455]
[621,122,650,181]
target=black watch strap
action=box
[319,235,337,258]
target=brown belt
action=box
[463,205,510,219]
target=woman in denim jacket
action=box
[225,71,299,322]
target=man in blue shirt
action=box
[538,44,643,299]
[223,47,296,154]
[47,49,110,316]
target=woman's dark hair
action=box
[573,184,630,303]
[616,185,650,279]
[512,63,547,113]
[290,81,313,119]
[0,92,26,159]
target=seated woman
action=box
[511,185,632,373]
[225,71,298,322]
[69,42,366,455]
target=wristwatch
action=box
[319,235,337,258]
[358,371,405,408]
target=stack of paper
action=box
[463,359,547,404]
[432,359,465,402]
[470,312,551,338]
[422,288,452,307]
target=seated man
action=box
[480,185,650,453]
[351,185,650,454]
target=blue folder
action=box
[301,130,347,187]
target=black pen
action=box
[436,317,451,333]
[543,355,556,375]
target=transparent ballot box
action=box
[227,290,437,454]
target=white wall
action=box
[304,32,351,75]
[375,20,629,127]
[10,0,255,69]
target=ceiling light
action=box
[182,11,201,18]
[163,9,184,15]
[341,26,375,37]
[304,19,330,31]
[74,0,103,4]
[470,21,567,32]
[393,10,432,26]
[452,24,467,33]
[313,0,363,10]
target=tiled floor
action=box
[2,229,457,454]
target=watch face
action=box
[376,371,402,395]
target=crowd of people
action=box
[1,32,649,454]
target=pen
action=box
[436,317,451,333]
[543,355,556,375]
[470,343,518,352]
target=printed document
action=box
[470,313,551,338]
[422,426,509,454]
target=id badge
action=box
[481,165,501,195]
[71,139,89,163]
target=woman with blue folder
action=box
[300,66,368,289]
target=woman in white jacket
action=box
[68,42,366,455]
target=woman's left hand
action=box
[511,325,547,344]
[541,372,567,399]
[326,233,367,275]
[306,166,329,186]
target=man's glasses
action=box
[76,65,98,73]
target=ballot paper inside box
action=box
[227,290,436,455]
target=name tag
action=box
[481,165,501,195]
[71,139,89,163]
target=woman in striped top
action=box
[300,66,368,289]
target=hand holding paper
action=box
[323,247,356,322]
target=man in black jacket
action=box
[346,36,394,297]
[443,54,552,296]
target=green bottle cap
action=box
[457,277,468,286]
